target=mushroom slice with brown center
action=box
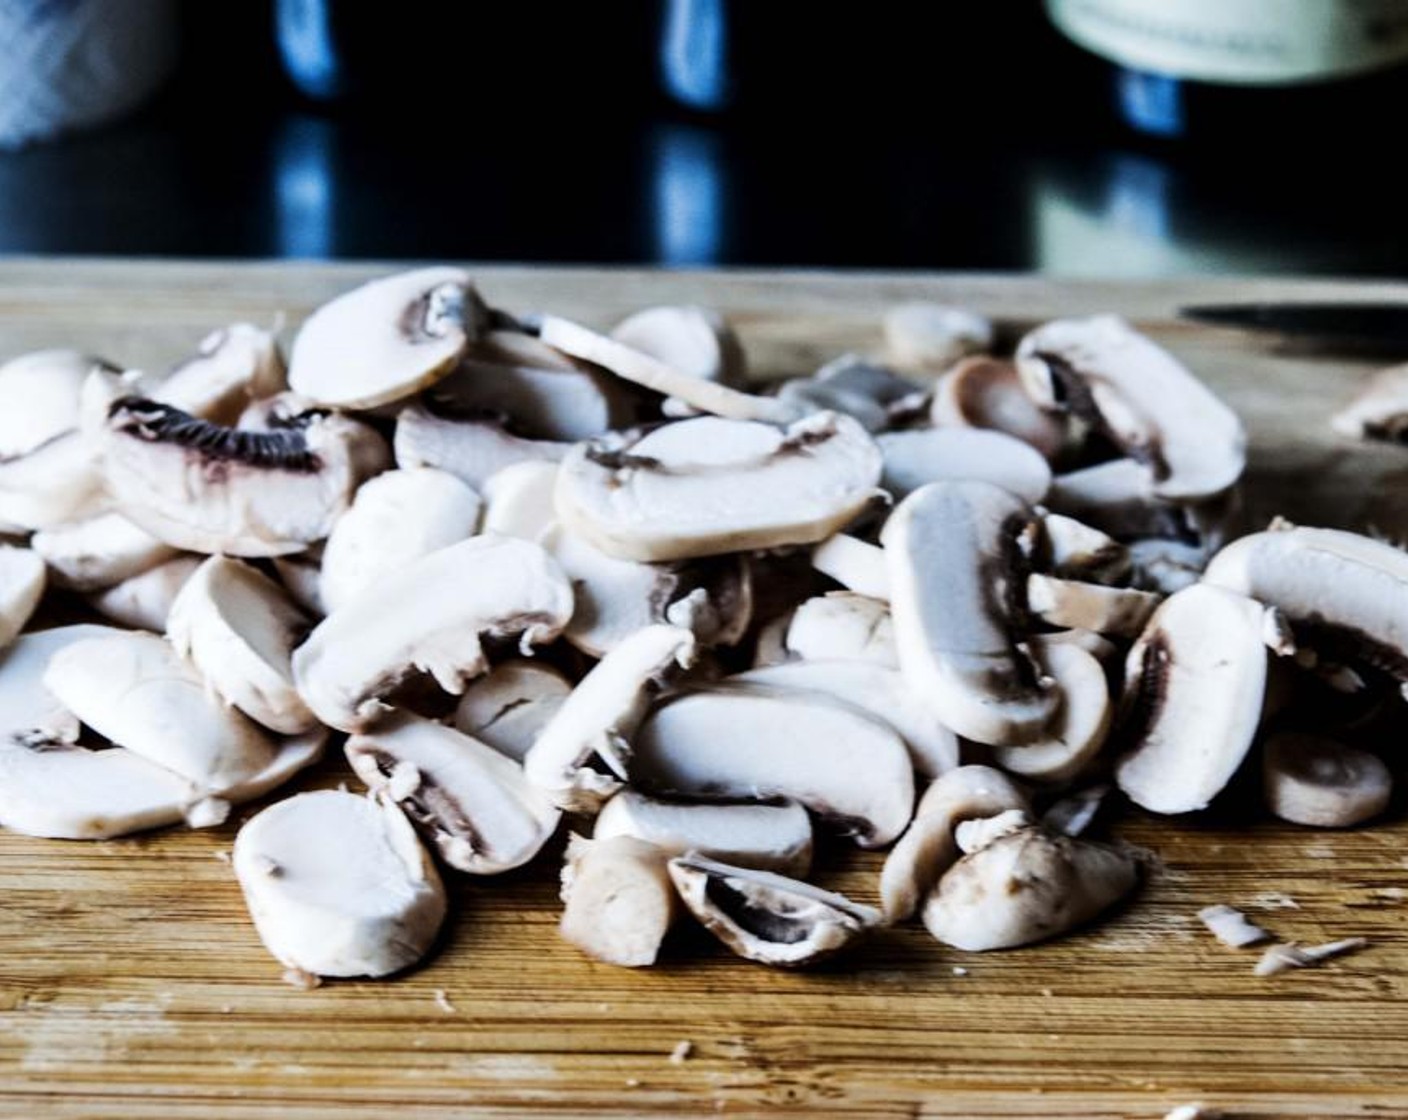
[524,624,696,812]
[555,412,883,563]
[610,304,747,390]
[234,790,447,980]
[452,660,573,763]
[166,555,316,734]
[631,683,915,848]
[1114,584,1271,814]
[1015,316,1245,501]
[930,356,1067,461]
[156,323,286,425]
[992,640,1113,784]
[883,302,993,374]
[1026,573,1162,638]
[30,511,178,591]
[558,834,678,967]
[881,480,1057,746]
[785,592,898,666]
[879,765,1031,923]
[318,467,482,613]
[877,428,1052,505]
[394,403,570,491]
[346,713,561,874]
[0,544,45,651]
[594,790,814,876]
[777,356,924,433]
[292,534,574,732]
[1037,512,1130,584]
[668,853,881,967]
[98,397,388,557]
[288,267,486,410]
[1262,732,1391,828]
[921,822,1139,950]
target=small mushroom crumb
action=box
[433,989,456,1014]
[1197,904,1270,949]
[212,849,231,864]
[1163,1105,1222,1120]
[281,967,322,991]
[1254,938,1367,977]
[1254,893,1300,910]
[669,1040,694,1064]
[625,1078,641,1088]
[951,966,969,977]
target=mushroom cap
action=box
[0,544,46,652]
[1330,361,1408,441]
[554,411,883,562]
[883,302,993,373]
[1262,732,1391,829]
[1038,512,1131,584]
[610,304,746,389]
[0,348,109,459]
[432,349,622,442]
[289,268,483,410]
[31,511,178,592]
[992,641,1112,784]
[157,323,286,425]
[930,355,1066,461]
[0,431,105,531]
[1025,573,1162,638]
[394,404,570,491]
[559,834,677,968]
[877,428,1052,505]
[233,790,447,978]
[452,660,572,763]
[292,533,574,732]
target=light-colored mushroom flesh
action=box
[777,356,923,433]
[1026,573,1161,638]
[610,304,746,390]
[31,511,177,592]
[883,302,993,373]
[559,834,677,967]
[810,534,890,600]
[394,403,570,491]
[931,355,1066,460]
[0,544,45,651]
[0,349,110,458]
[992,641,1112,784]
[0,430,105,531]
[1038,512,1130,584]
[785,592,898,666]
[882,480,1057,746]
[877,428,1052,505]
[1262,732,1391,828]
[234,790,447,979]
[293,533,573,732]
[157,323,286,425]
[554,411,883,562]
[347,713,561,873]
[1331,362,1408,443]
[481,460,560,540]
[452,660,573,763]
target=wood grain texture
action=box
[2,259,1408,1119]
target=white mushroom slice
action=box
[883,302,993,373]
[167,555,315,734]
[930,355,1067,461]
[347,713,561,874]
[785,592,897,666]
[1039,512,1130,584]
[431,353,621,442]
[43,631,280,789]
[234,790,447,979]
[610,304,746,389]
[0,545,45,651]
[1253,937,1367,977]
[877,428,1052,505]
[482,460,560,540]
[525,624,695,812]
[1197,904,1270,949]
[0,431,105,531]
[810,534,890,600]
[30,511,178,591]
[293,534,573,732]
[882,481,1057,746]
[954,808,1035,854]
[1041,783,1110,837]
[1128,538,1206,594]
[1026,574,1161,638]
[555,412,883,563]
[0,349,112,458]
[991,642,1112,784]
[594,790,813,875]
[537,314,792,423]
[98,398,388,557]
[394,404,570,491]
[0,624,113,747]
[156,323,286,425]
[1039,627,1120,666]
[668,854,881,967]
[319,468,482,613]
[778,356,925,433]
[452,660,572,763]
[632,683,915,848]
[1331,362,1408,442]
[1203,525,1408,689]
[1262,732,1391,829]
[1015,316,1245,500]
[735,661,959,778]
[288,267,485,409]
[271,547,325,618]
[879,765,1031,923]
[1115,585,1270,815]
[559,834,678,968]
[922,825,1139,950]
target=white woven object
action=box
[0,0,177,150]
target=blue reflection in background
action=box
[649,123,726,266]
[271,115,335,258]
[660,0,730,112]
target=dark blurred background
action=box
[1,1,1405,275]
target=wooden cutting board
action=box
[2,260,1407,1120]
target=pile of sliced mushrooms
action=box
[1,270,1401,983]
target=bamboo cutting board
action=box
[2,260,1408,1120]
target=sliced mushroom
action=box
[1262,732,1391,828]
[882,481,1057,746]
[877,428,1052,505]
[594,790,814,875]
[1128,538,1206,594]
[777,356,923,432]
[785,592,898,666]
[1026,573,1161,638]
[883,302,993,373]
[735,660,960,778]
[1038,512,1130,584]
[524,624,695,812]
[394,403,570,490]
[156,323,286,425]
[452,660,573,763]
[482,460,560,540]
[1041,783,1110,837]
[87,555,200,632]
[536,314,793,423]
[293,533,574,732]
[1038,626,1120,667]
[810,534,890,600]
[1331,362,1408,442]
[632,683,915,848]
[931,355,1067,461]
[921,823,1139,950]
[0,544,45,651]
[347,713,561,873]
[992,641,1112,784]
[668,853,881,967]
[431,350,622,442]
[319,467,482,613]
[555,411,883,562]
[167,555,316,734]
[234,790,447,979]
[1015,316,1245,500]
[30,511,178,591]
[288,267,486,410]
[271,546,326,618]
[879,765,1031,923]
[0,349,112,458]
[0,430,105,531]
[953,807,1035,854]
[98,397,388,557]
[559,834,678,967]
[610,304,746,391]
[750,612,792,668]
[1115,584,1271,814]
